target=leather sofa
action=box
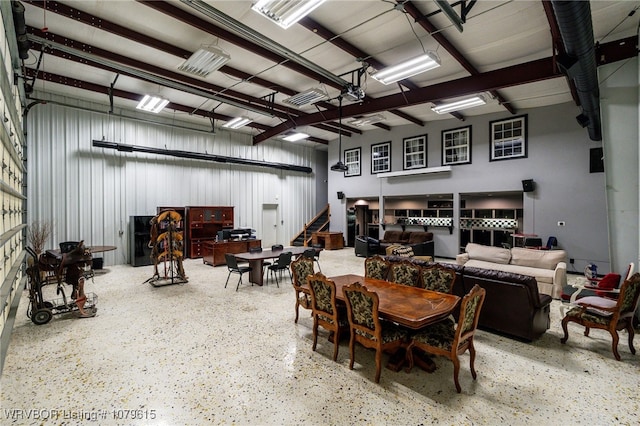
[456,242,567,299]
[354,236,380,257]
[385,256,552,341]
[378,230,434,257]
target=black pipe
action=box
[92,140,313,174]
[551,1,601,141]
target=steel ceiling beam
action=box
[254,56,561,143]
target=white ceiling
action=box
[17,0,640,149]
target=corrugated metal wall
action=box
[26,92,321,266]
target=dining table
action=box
[329,273,461,371]
[234,246,310,286]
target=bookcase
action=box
[186,206,234,258]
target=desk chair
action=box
[224,253,252,291]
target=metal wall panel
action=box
[26,92,320,265]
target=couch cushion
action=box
[464,260,554,284]
[407,232,433,244]
[465,243,511,264]
[510,248,566,270]
[381,230,405,242]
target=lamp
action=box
[283,132,309,142]
[178,45,231,77]
[330,96,348,172]
[432,95,486,114]
[349,114,385,127]
[136,95,169,113]
[223,117,252,129]
[252,0,327,29]
[371,52,441,85]
[283,87,328,107]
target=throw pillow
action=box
[391,246,414,257]
[596,273,621,297]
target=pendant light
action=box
[330,96,348,172]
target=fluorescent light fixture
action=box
[283,132,309,142]
[252,0,327,29]
[432,95,486,114]
[283,87,327,107]
[349,114,386,127]
[136,95,169,113]
[371,51,441,85]
[178,45,231,77]
[223,116,252,129]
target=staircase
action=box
[290,204,330,247]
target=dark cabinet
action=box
[186,206,234,258]
[130,215,154,266]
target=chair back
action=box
[291,256,314,288]
[545,236,558,249]
[455,284,486,343]
[364,256,390,280]
[389,261,422,287]
[225,253,239,270]
[59,241,79,253]
[616,273,640,319]
[308,273,339,321]
[420,264,456,293]
[624,262,635,280]
[272,244,284,251]
[343,282,381,341]
[276,251,293,268]
[249,246,263,253]
[302,248,316,259]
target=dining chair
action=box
[302,248,322,273]
[389,260,422,287]
[364,255,390,280]
[290,256,315,323]
[224,253,253,291]
[561,272,640,360]
[420,264,457,293]
[342,282,409,383]
[267,251,293,287]
[307,273,347,361]
[405,284,486,393]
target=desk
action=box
[329,274,459,329]
[312,232,344,250]
[235,246,309,286]
[202,239,261,266]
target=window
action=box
[442,126,471,165]
[403,134,427,170]
[371,142,391,174]
[490,115,527,161]
[344,147,361,177]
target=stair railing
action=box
[291,204,330,246]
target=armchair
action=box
[355,236,380,257]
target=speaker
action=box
[337,191,345,199]
[522,179,535,192]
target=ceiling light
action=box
[283,132,309,142]
[178,45,231,77]
[252,0,327,29]
[223,117,252,129]
[432,95,486,114]
[371,52,441,85]
[283,87,328,107]
[349,114,386,127]
[136,95,169,113]
[330,96,348,172]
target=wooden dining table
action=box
[235,246,310,286]
[329,274,460,371]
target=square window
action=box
[371,142,391,174]
[344,147,361,177]
[442,125,471,165]
[490,115,528,161]
[403,135,427,170]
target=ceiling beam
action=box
[254,56,561,143]
[403,1,516,115]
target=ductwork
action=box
[551,1,601,141]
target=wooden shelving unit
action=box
[186,206,234,258]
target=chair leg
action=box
[627,320,636,355]
[452,356,462,393]
[332,328,340,361]
[349,332,356,370]
[468,340,477,380]
[294,299,300,323]
[224,271,232,288]
[560,316,571,344]
[374,348,382,383]
[312,318,319,352]
[235,274,242,291]
[609,328,621,361]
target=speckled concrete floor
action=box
[1,248,639,425]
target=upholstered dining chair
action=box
[307,273,347,361]
[224,253,253,291]
[267,251,293,287]
[342,282,409,383]
[560,272,640,360]
[389,260,422,287]
[405,284,486,393]
[290,256,315,323]
[364,255,390,280]
[420,264,457,293]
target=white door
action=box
[261,204,278,247]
